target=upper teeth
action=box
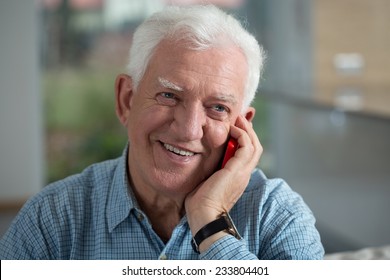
[163,143,195,156]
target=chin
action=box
[153,168,207,196]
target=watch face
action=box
[191,237,200,253]
[223,212,241,240]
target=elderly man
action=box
[0,5,324,259]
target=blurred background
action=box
[1,0,389,255]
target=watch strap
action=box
[191,212,240,253]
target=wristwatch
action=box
[191,212,241,253]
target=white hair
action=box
[126,5,265,111]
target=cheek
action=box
[214,125,229,144]
[127,101,173,141]
[126,113,155,148]
[206,123,230,154]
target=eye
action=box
[161,92,175,99]
[207,104,230,121]
[156,92,178,106]
[212,104,228,113]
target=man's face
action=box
[125,40,248,198]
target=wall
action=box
[0,1,43,206]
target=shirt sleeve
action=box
[0,200,54,260]
[261,211,324,260]
[198,176,324,260]
[257,180,324,260]
[199,210,323,260]
[200,235,258,260]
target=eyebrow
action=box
[158,77,184,92]
[158,76,238,105]
[215,94,238,105]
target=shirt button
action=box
[137,213,144,222]
[159,254,168,260]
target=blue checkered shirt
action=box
[0,147,324,259]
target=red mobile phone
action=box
[220,138,238,168]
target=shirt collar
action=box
[107,144,139,232]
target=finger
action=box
[230,116,262,167]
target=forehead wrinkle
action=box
[158,77,184,92]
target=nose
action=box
[171,104,206,141]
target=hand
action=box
[185,115,263,252]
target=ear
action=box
[115,74,134,126]
[244,106,256,122]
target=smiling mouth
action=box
[163,143,195,157]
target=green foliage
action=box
[43,68,127,183]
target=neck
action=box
[127,164,186,242]
[138,193,185,242]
